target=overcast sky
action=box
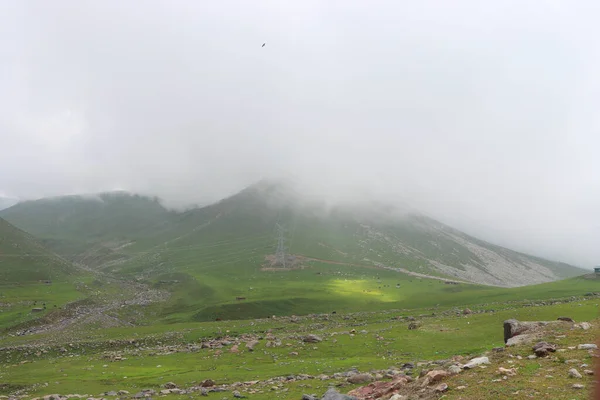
[1,1,600,267]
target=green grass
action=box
[0,299,598,398]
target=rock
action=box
[163,382,177,389]
[105,392,117,397]
[462,356,490,369]
[498,367,517,376]
[407,322,421,330]
[557,316,575,322]
[246,340,259,351]
[578,322,592,330]
[434,383,449,393]
[116,391,129,396]
[584,369,594,376]
[568,368,582,379]
[347,373,373,384]
[447,365,462,374]
[389,395,406,400]
[463,308,472,315]
[577,344,598,350]
[532,341,557,357]
[503,319,548,343]
[230,344,240,353]
[506,334,535,346]
[302,395,318,400]
[232,391,244,398]
[201,379,215,387]
[572,384,585,389]
[348,376,410,399]
[303,334,323,343]
[401,363,414,369]
[321,388,357,400]
[424,370,449,384]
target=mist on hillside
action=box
[1,1,600,267]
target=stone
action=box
[527,355,537,360]
[347,376,410,399]
[572,384,585,389]
[347,373,373,384]
[503,319,548,343]
[506,334,535,346]
[462,356,490,369]
[578,322,592,330]
[232,391,244,398]
[447,365,462,374]
[498,367,517,376]
[557,316,575,322]
[584,369,594,376]
[463,308,472,315]
[532,341,557,357]
[302,395,317,400]
[321,388,357,400]
[201,379,215,387]
[389,395,406,400]
[303,334,323,343]
[577,344,598,350]
[569,368,582,378]
[116,391,129,396]
[163,382,177,389]
[407,322,421,330]
[245,340,259,351]
[434,383,449,393]
[424,370,449,384]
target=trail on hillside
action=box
[302,256,469,284]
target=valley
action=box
[0,182,598,399]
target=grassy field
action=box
[0,298,598,399]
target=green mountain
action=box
[1,182,584,286]
[0,217,76,283]
[0,192,174,267]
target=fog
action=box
[1,1,600,267]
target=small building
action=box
[595,267,600,276]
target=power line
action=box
[275,223,287,268]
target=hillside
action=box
[0,181,588,323]
[0,217,77,283]
[0,192,175,267]
[1,182,585,288]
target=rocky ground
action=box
[1,313,597,400]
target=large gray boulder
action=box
[321,388,357,400]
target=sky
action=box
[1,1,600,267]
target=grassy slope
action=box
[0,183,589,323]
[0,217,91,330]
[0,192,174,266]
[0,297,598,399]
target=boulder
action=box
[577,344,597,350]
[568,368,583,379]
[163,382,177,389]
[322,388,357,400]
[347,373,373,384]
[557,316,575,322]
[532,342,557,357]
[424,370,448,384]
[462,356,490,369]
[503,319,548,343]
[303,334,323,343]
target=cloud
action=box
[1,0,600,266]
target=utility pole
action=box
[275,223,287,268]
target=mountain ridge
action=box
[0,182,586,288]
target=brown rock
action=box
[532,341,557,357]
[347,373,373,384]
[201,379,215,387]
[435,383,449,393]
[425,370,449,384]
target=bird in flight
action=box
[262,43,266,47]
